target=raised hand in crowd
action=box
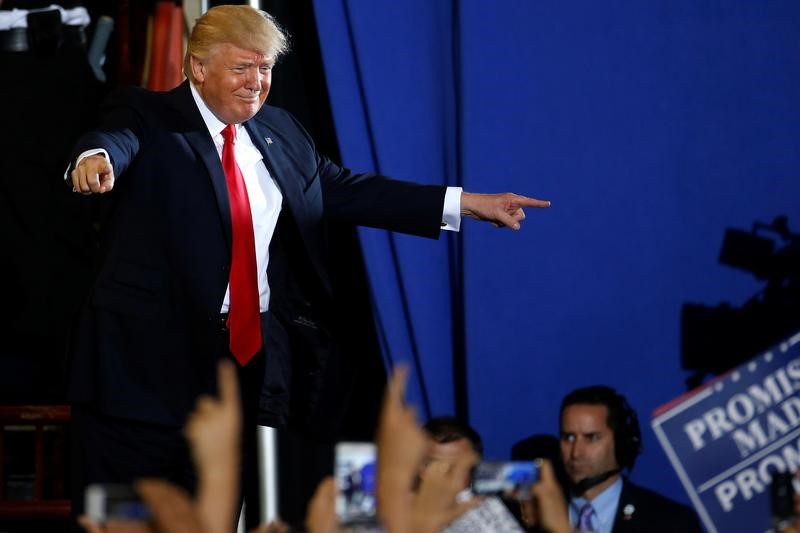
[184,359,242,533]
[134,479,204,533]
[519,459,571,533]
[374,364,482,532]
[410,450,481,533]
[375,364,430,532]
[304,476,336,533]
[182,359,290,533]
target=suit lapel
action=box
[612,480,637,532]
[244,119,333,295]
[243,120,301,207]
[170,82,232,251]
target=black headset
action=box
[609,390,642,471]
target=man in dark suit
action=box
[558,386,703,532]
[66,4,550,526]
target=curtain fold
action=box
[312,0,462,418]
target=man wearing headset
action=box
[559,386,702,533]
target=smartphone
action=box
[471,460,540,500]
[85,483,150,523]
[334,442,378,525]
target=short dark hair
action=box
[423,416,484,457]
[560,385,642,472]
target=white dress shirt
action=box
[189,83,282,313]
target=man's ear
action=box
[189,55,205,84]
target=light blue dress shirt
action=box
[569,477,623,533]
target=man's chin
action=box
[226,106,262,124]
[566,475,592,495]
[568,471,594,484]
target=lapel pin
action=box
[265,137,273,145]
[623,504,635,520]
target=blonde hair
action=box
[184,5,290,83]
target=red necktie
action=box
[221,124,262,365]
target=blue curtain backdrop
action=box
[312,0,800,503]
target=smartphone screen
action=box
[335,442,378,525]
[85,483,150,522]
[471,460,540,500]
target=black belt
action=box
[0,11,86,53]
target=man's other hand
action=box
[461,192,550,230]
[71,154,116,194]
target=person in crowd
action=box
[65,3,551,527]
[374,366,481,532]
[519,461,572,533]
[421,416,523,532]
[418,416,571,532]
[420,416,484,484]
[557,385,702,532]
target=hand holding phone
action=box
[471,460,540,501]
[85,483,150,523]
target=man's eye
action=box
[232,67,245,74]
[260,66,273,73]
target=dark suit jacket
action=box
[611,479,703,533]
[67,81,447,433]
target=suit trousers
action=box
[69,310,285,531]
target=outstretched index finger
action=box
[217,359,240,408]
[385,363,409,408]
[512,195,551,209]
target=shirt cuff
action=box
[441,186,462,232]
[63,148,110,181]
